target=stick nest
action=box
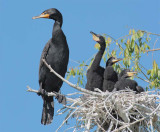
[57,89,160,132]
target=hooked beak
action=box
[90,31,100,42]
[32,13,50,19]
[112,58,123,63]
[127,71,137,77]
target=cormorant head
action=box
[119,69,137,78]
[32,8,63,26]
[106,57,122,66]
[90,31,105,46]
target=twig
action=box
[146,48,160,53]
[141,30,160,37]
[136,76,151,84]
[152,39,158,61]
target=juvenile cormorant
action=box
[114,69,144,93]
[102,57,122,92]
[33,8,69,125]
[85,32,106,91]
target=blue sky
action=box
[1,0,160,132]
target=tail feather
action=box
[41,97,54,125]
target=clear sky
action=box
[1,0,160,132]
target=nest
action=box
[57,89,160,132]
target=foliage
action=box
[66,29,160,90]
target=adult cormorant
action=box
[102,57,122,92]
[85,32,106,91]
[33,8,69,125]
[114,69,144,93]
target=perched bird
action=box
[33,8,69,125]
[102,57,122,92]
[85,32,106,92]
[114,69,144,93]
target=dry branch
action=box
[146,48,160,53]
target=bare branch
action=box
[146,48,160,53]
[141,30,160,37]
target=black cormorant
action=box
[85,32,106,91]
[102,57,122,92]
[114,69,144,93]
[33,8,69,125]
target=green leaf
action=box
[131,34,135,41]
[158,70,160,80]
[77,69,79,75]
[103,57,106,63]
[153,60,158,78]
[66,74,70,80]
[77,77,80,85]
[147,70,151,75]
[107,37,112,44]
[151,69,154,79]
[138,38,143,47]
[137,30,144,38]
[140,46,144,52]
[94,43,100,50]
[124,49,129,57]
[80,80,83,85]
[130,39,135,52]
[134,44,139,55]
[144,43,148,49]
[111,50,116,57]
[119,51,122,56]
[127,39,130,45]
[121,39,124,43]
[146,33,151,42]
[132,29,136,34]
[129,29,132,35]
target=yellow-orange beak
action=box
[32,13,50,19]
[112,58,123,63]
[127,71,137,77]
[90,31,100,42]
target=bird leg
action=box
[37,82,45,96]
[55,91,67,105]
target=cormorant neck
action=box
[99,42,106,51]
[55,16,63,27]
[90,41,105,71]
[52,21,62,37]
[106,63,113,66]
